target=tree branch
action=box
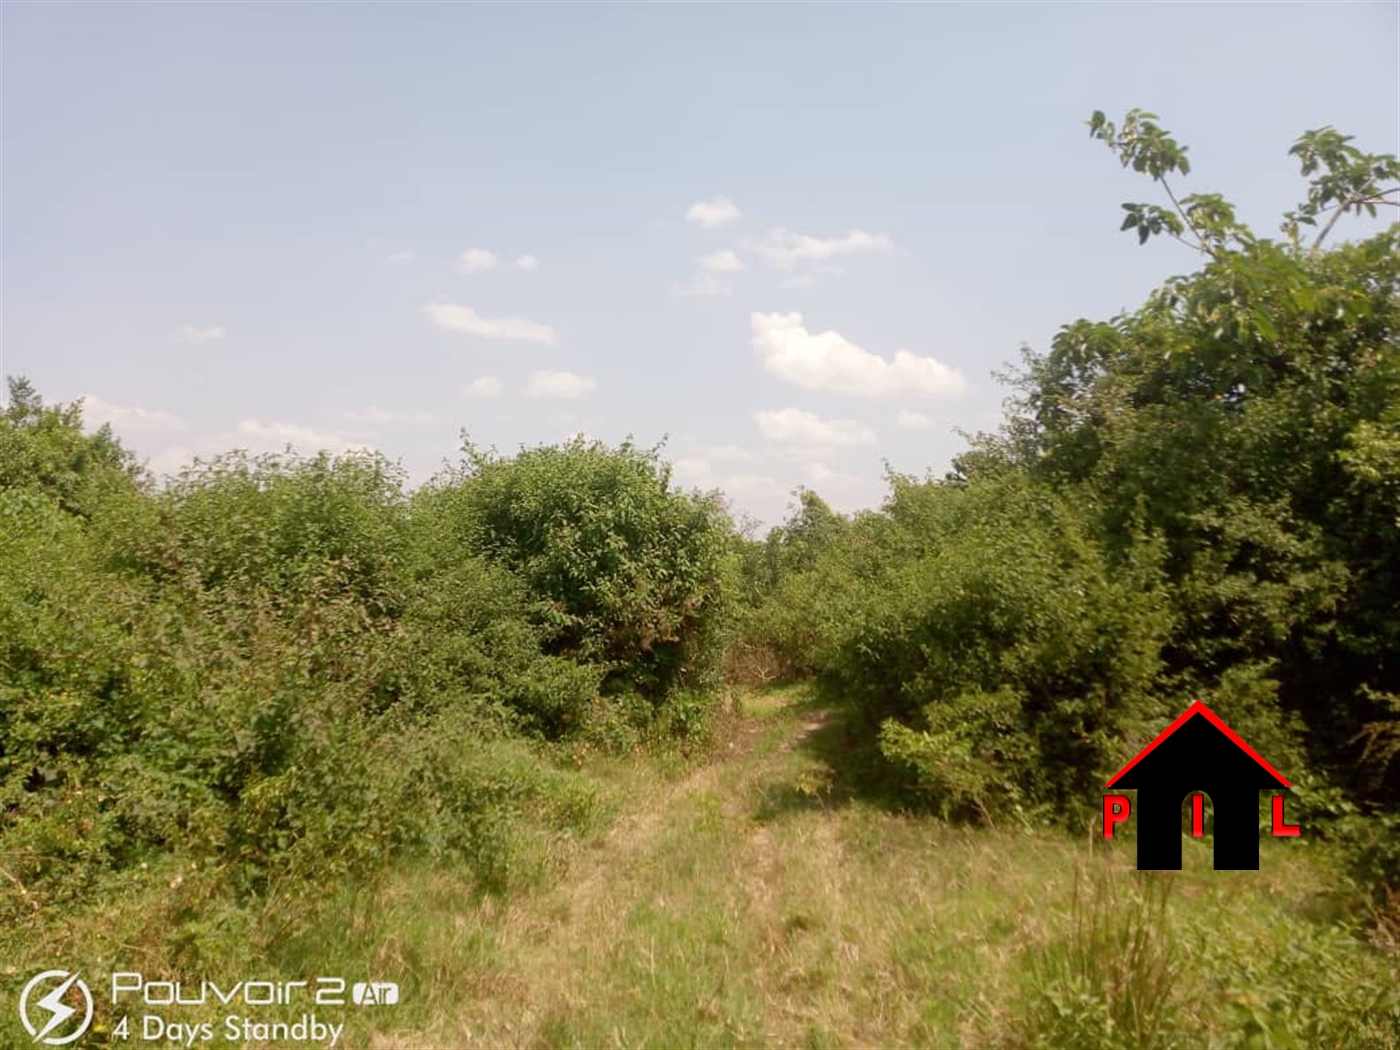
[1159,177,1211,255]
[1313,189,1400,250]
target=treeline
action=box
[1,402,735,917]
[733,112,1400,893]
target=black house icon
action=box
[1106,701,1290,870]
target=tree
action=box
[0,376,142,518]
[1008,112,1400,799]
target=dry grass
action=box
[358,685,1395,1050]
[6,683,1395,1049]
[362,687,1158,1048]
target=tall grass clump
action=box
[1020,867,1183,1049]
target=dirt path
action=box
[495,729,785,1037]
[376,689,839,1048]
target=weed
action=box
[1020,865,1183,1048]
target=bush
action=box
[421,437,735,707]
[818,474,1173,821]
[728,492,903,685]
[878,686,1037,824]
[1016,864,1400,1050]
[391,535,602,737]
[158,449,412,613]
[0,377,143,519]
[0,415,611,918]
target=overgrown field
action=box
[3,688,1397,1048]
[3,110,1399,1047]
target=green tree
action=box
[0,376,143,519]
[1009,111,1400,799]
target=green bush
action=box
[878,686,1037,823]
[1004,115,1400,804]
[0,409,611,918]
[391,533,602,736]
[421,436,735,707]
[728,491,907,686]
[0,377,143,519]
[157,449,412,612]
[819,474,1174,821]
[1196,909,1400,1048]
[1016,865,1400,1050]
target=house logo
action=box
[1102,701,1300,870]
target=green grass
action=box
[3,683,1397,1049]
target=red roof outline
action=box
[1105,700,1291,789]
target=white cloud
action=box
[462,376,505,398]
[233,419,371,454]
[672,457,716,486]
[386,250,415,263]
[78,393,188,433]
[700,249,745,273]
[525,370,598,399]
[673,273,732,298]
[459,248,499,273]
[704,443,755,462]
[514,254,538,271]
[782,275,816,290]
[173,324,226,344]
[344,407,441,426]
[147,444,198,478]
[347,407,394,424]
[752,312,967,398]
[672,457,776,494]
[896,409,934,430]
[806,462,860,486]
[726,472,780,492]
[424,302,558,345]
[754,407,876,448]
[686,195,742,229]
[742,228,893,270]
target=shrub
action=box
[157,449,412,613]
[0,377,143,519]
[819,474,1173,821]
[390,537,602,736]
[878,686,1037,824]
[421,437,735,707]
[0,416,611,919]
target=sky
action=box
[3,3,1397,527]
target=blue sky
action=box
[3,3,1396,526]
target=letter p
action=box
[112,972,142,1002]
[1103,794,1131,838]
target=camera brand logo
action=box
[18,971,93,1046]
[352,981,400,1006]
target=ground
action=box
[6,684,1391,1049]
[325,684,1380,1050]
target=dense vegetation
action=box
[2,111,1397,1047]
[0,400,734,918]
[739,113,1400,837]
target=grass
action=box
[3,682,1397,1048]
